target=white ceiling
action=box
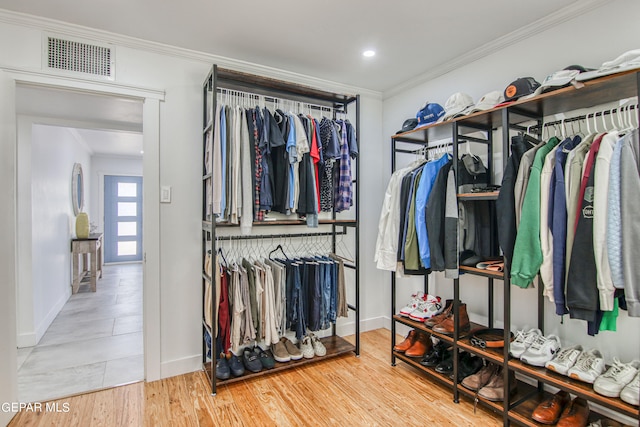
[0,0,587,92]
[16,84,143,157]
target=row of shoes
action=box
[216,346,276,380]
[399,292,471,334]
[461,362,517,402]
[216,334,328,380]
[532,391,590,426]
[511,329,639,406]
[272,334,327,362]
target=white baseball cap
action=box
[440,92,475,121]
[577,49,640,82]
[466,91,505,114]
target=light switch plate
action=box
[160,186,171,203]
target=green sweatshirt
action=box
[511,137,560,288]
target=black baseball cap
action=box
[396,118,418,134]
[503,77,541,102]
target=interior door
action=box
[104,175,143,263]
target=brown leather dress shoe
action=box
[393,330,417,353]
[405,332,432,358]
[532,390,571,424]
[556,397,589,427]
[432,303,470,334]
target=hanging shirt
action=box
[414,154,450,269]
[550,135,581,315]
[219,105,227,219]
[334,120,353,212]
[511,136,560,288]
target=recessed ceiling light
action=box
[140,150,144,154]
[362,50,376,58]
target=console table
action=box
[71,233,103,293]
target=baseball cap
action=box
[440,92,475,121]
[415,102,445,128]
[577,49,640,82]
[466,91,505,114]
[526,66,592,98]
[503,77,541,102]
[396,118,418,134]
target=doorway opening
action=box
[15,85,146,402]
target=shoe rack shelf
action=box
[204,336,355,386]
[202,65,361,395]
[509,359,640,420]
[389,69,640,426]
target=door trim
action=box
[5,68,164,393]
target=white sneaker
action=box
[567,349,606,384]
[299,336,315,359]
[545,344,583,376]
[309,332,327,357]
[593,359,640,398]
[520,334,561,367]
[408,295,443,322]
[620,371,640,406]
[399,291,425,317]
[509,328,542,358]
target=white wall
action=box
[90,154,143,234]
[26,124,92,346]
[0,10,385,389]
[383,0,640,363]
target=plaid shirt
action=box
[334,120,352,212]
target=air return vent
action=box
[46,36,114,79]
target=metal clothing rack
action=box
[201,65,360,396]
[388,69,640,426]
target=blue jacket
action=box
[415,154,450,269]
[550,136,580,315]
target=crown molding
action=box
[0,9,382,100]
[383,0,615,100]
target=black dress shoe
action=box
[255,346,276,369]
[215,355,230,380]
[420,341,450,367]
[449,352,484,381]
[435,349,454,374]
[228,354,245,377]
[243,348,263,373]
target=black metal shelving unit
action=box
[389,69,640,426]
[202,65,361,395]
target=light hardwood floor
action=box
[9,329,503,426]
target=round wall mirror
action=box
[72,163,84,216]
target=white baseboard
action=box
[160,355,202,380]
[18,289,70,348]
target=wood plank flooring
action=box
[9,329,503,426]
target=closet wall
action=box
[0,10,384,389]
[382,0,640,362]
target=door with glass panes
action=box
[104,175,143,263]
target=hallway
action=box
[17,263,143,402]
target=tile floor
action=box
[17,263,144,403]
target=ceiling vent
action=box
[45,35,115,80]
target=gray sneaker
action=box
[282,337,303,360]
[271,339,290,363]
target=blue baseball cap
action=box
[415,102,445,128]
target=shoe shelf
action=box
[392,350,454,389]
[456,337,506,365]
[507,390,623,427]
[204,336,356,387]
[457,379,538,416]
[214,219,357,227]
[392,314,483,343]
[508,359,640,419]
[459,265,505,280]
[457,191,500,201]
